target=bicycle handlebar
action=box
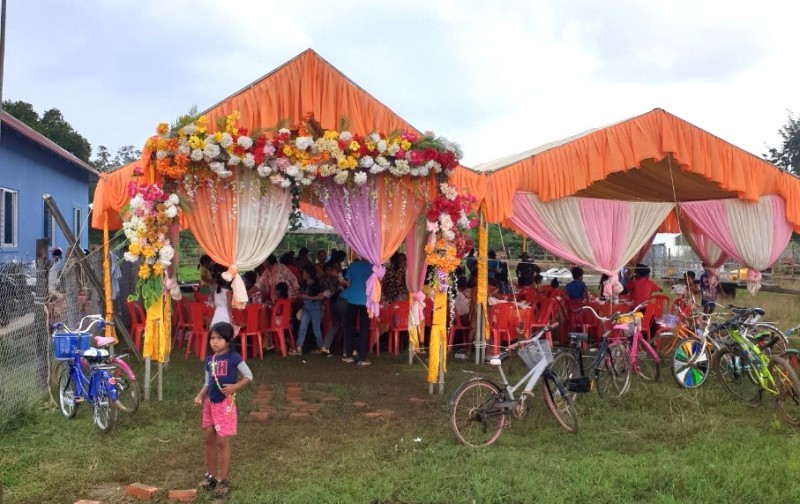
[504,323,560,352]
[577,301,648,323]
[52,314,113,335]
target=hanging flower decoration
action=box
[425,182,477,292]
[147,112,463,229]
[122,175,181,309]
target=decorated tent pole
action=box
[102,212,115,341]
[475,204,488,365]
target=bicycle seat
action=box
[485,352,509,365]
[569,332,589,343]
[94,336,115,347]
[82,347,110,361]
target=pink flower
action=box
[408,150,423,165]
[396,149,406,160]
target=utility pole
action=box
[0,0,7,141]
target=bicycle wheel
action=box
[769,356,800,427]
[751,325,788,357]
[93,378,117,434]
[110,363,139,414]
[672,338,712,389]
[550,351,581,396]
[712,346,761,404]
[57,366,78,418]
[635,344,660,382]
[542,372,579,433]
[449,379,506,447]
[596,343,631,399]
[652,331,679,360]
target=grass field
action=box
[2,292,800,503]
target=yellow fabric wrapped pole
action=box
[426,292,448,384]
[475,206,489,363]
[102,212,116,341]
[522,236,527,253]
[142,294,171,363]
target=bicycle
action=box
[448,324,578,447]
[710,307,800,427]
[53,314,121,433]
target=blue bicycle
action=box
[53,315,120,433]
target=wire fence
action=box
[0,247,137,431]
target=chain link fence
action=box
[0,246,137,431]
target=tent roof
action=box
[464,108,800,230]
[92,49,421,230]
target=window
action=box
[73,207,82,239]
[1,188,18,248]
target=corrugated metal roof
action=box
[0,111,98,176]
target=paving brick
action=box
[127,483,158,500]
[289,411,311,418]
[74,500,102,504]
[321,395,340,402]
[352,401,368,408]
[284,381,300,387]
[249,411,269,421]
[167,489,198,502]
[252,398,271,408]
[409,397,428,405]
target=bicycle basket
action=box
[52,333,92,360]
[518,340,553,369]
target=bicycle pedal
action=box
[74,397,85,403]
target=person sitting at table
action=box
[454,278,471,326]
[210,266,233,327]
[266,254,299,301]
[532,273,543,289]
[626,264,662,310]
[243,271,259,303]
[565,267,589,301]
[290,266,327,356]
[198,255,216,294]
[598,274,610,300]
[382,252,408,303]
[516,252,536,287]
[496,262,512,295]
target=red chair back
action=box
[488,303,514,332]
[389,301,411,330]
[650,294,670,319]
[270,299,293,329]
[244,303,263,332]
[127,300,145,325]
[188,302,207,331]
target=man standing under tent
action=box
[340,256,372,366]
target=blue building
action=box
[0,111,97,260]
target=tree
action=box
[91,144,141,172]
[766,111,800,176]
[2,100,92,162]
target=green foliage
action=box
[127,275,163,310]
[766,111,800,175]
[91,144,141,172]
[3,100,92,162]
[170,105,199,133]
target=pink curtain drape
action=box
[405,219,429,352]
[677,212,728,269]
[631,233,657,265]
[679,195,792,293]
[508,193,674,293]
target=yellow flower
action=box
[142,246,156,258]
[156,123,169,135]
[138,264,151,280]
[349,140,360,152]
[188,135,203,150]
[195,115,208,134]
[129,243,142,256]
[337,157,349,169]
[283,145,294,157]
[152,262,164,277]
[400,140,411,151]
[345,156,358,169]
[324,130,339,140]
[214,132,223,143]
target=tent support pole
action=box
[474,207,488,365]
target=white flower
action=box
[243,153,256,168]
[209,161,225,173]
[164,205,178,219]
[369,164,386,174]
[270,174,285,185]
[295,136,314,151]
[419,166,430,177]
[169,193,180,206]
[158,244,175,264]
[300,178,313,186]
[387,143,400,156]
[359,156,374,168]
[439,214,454,231]
[443,230,455,241]
[218,170,233,179]
[129,195,145,210]
[354,172,368,185]
[458,215,471,228]
[339,131,353,142]
[369,133,380,143]
[124,252,139,262]
[177,144,191,156]
[377,139,387,154]
[334,171,349,185]
[439,183,458,200]
[228,155,241,166]
[427,160,442,173]
[220,133,234,148]
[237,136,253,149]
[426,221,440,233]
[203,143,221,160]
[286,165,301,178]
[190,148,204,162]
[390,159,410,176]
[278,128,291,136]
[257,164,272,177]
[156,150,168,160]
[409,167,421,177]
[375,156,390,168]
[280,178,292,188]
[180,124,197,136]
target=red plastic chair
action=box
[239,303,265,361]
[387,301,410,356]
[448,311,471,352]
[126,301,146,352]
[171,299,192,349]
[640,301,659,341]
[488,303,515,355]
[650,294,670,320]
[265,299,295,357]
[184,302,210,361]
[367,307,391,356]
[529,298,559,348]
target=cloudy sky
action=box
[3,0,798,166]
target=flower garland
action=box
[122,171,180,309]
[425,183,476,292]
[148,112,462,229]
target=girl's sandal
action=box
[215,479,230,497]
[200,473,217,490]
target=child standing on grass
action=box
[194,322,253,497]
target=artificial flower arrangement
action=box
[147,111,462,229]
[122,167,180,308]
[425,182,477,292]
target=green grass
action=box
[3,291,800,503]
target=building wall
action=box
[0,126,92,260]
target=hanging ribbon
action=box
[365,264,386,318]
[747,269,763,296]
[407,291,426,352]
[222,265,248,309]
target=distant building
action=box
[0,111,98,260]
